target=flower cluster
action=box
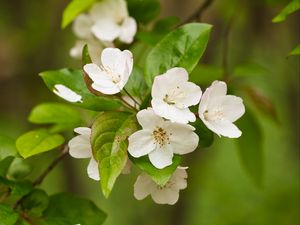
[65,45,245,205]
[70,0,136,65]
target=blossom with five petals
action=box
[151,67,202,124]
[128,108,199,169]
[68,127,100,181]
[134,167,188,205]
[198,81,245,138]
[83,48,133,95]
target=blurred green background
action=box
[0,0,299,224]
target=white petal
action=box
[203,119,242,138]
[91,19,121,42]
[72,14,93,39]
[134,173,157,200]
[136,108,164,130]
[148,145,173,169]
[68,136,92,159]
[128,130,156,157]
[87,157,100,181]
[208,95,245,122]
[74,127,91,136]
[170,168,188,190]
[119,17,137,44]
[53,84,82,103]
[175,82,202,108]
[91,82,120,95]
[151,186,179,205]
[70,40,85,59]
[151,99,196,124]
[165,122,199,155]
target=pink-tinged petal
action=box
[134,173,157,200]
[128,130,156,157]
[119,17,137,44]
[136,108,164,130]
[68,136,92,159]
[87,157,100,181]
[148,144,173,169]
[151,99,196,124]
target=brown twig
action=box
[180,0,214,25]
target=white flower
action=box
[53,84,82,103]
[72,14,93,40]
[134,167,188,205]
[198,81,245,138]
[151,67,202,124]
[68,127,100,181]
[89,0,137,43]
[83,47,133,95]
[128,108,199,169]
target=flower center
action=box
[163,86,185,105]
[157,180,175,190]
[101,65,122,84]
[152,127,170,147]
[204,108,225,121]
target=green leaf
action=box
[43,193,106,225]
[191,119,214,148]
[190,64,223,85]
[28,102,82,132]
[235,109,264,187]
[130,155,181,186]
[127,0,160,24]
[40,69,122,111]
[91,112,138,198]
[0,157,15,176]
[0,136,17,161]
[62,0,96,28]
[289,44,300,55]
[272,0,300,23]
[22,189,49,216]
[82,44,92,65]
[0,177,33,198]
[0,203,19,225]
[16,129,64,159]
[8,157,32,180]
[145,23,212,86]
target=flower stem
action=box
[123,88,141,108]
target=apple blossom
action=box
[53,84,82,103]
[198,80,245,138]
[134,167,188,205]
[83,48,133,95]
[151,67,202,124]
[89,0,137,44]
[68,127,100,181]
[128,108,199,169]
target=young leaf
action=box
[40,69,122,111]
[289,44,300,55]
[91,112,138,198]
[130,155,181,186]
[145,23,212,86]
[61,0,96,28]
[272,0,300,23]
[0,203,19,225]
[235,109,264,187]
[16,129,64,159]
[43,193,106,225]
[28,102,82,132]
[127,0,160,24]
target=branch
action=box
[33,144,69,186]
[181,0,214,25]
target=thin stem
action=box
[33,145,69,186]
[118,96,138,112]
[123,88,141,108]
[180,0,214,25]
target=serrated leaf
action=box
[40,69,122,111]
[62,0,96,28]
[272,0,300,23]
[289,44,300,55]
[127,0,160,24]
[16,129,64,159]
[191,120,214,148]
[0,203,19,225]
[91,112,138,198]
[130,155,181,186]
[43,193,106,225]
[145,23,212,86]
[28,102,82,132]
[235,109,264,187]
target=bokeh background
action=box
[0,0,299,224]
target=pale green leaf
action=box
[289,44,300,55]
[272,0,300,23]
